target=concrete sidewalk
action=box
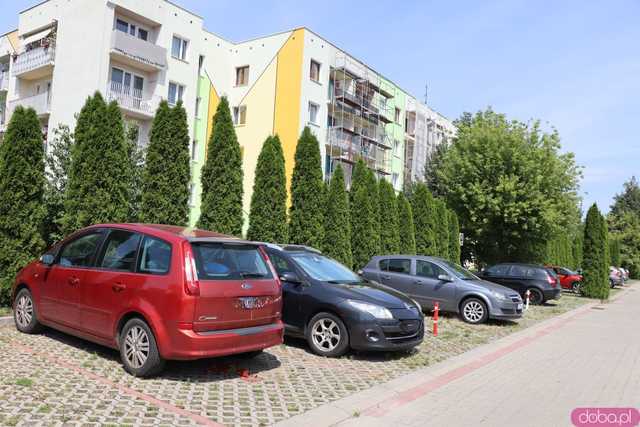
[277,284,639,427]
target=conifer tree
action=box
[63,93,131,233]
[322,164,352,266]
[448,209,461,263]
[582,204,609,299]
[379,179,400,254]
[367,169,381,254]
[197,97,243,235]
[434,198,450,258]
[140,100,190,225]
[609,237,621,267]
[411,183,437,256]
[288,127,324,247]
[0,107,46,304]
[397,192,416,255]
[125,123,145,221]
[247,135,288,243]
[350,160,378,269]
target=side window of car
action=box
[138,236,172,275]
[268,252,294,276]
[97,230,141,272]
[509,265,527,277]
[379,259,389,271]
[58,233,104,268]
[415,260,446,279]
[485,264,509,276]
[384,259,411,274]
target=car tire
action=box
[526,288,544,305]
[571,282,582,294]
[306,312,349,357]
[460,298,489,324]
[119,318,165,377]
[13,288,43,334]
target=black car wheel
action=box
[13,288,43,334]
[119,318,165,377]
[306,312,349,357]
[460,298,489,324]
[526,287,544,305]
[571,282,582,294]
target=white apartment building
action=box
[0,0,456,228]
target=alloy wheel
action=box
[124,326,150,369]
[463,301,484,323]
[15,294,33,328]
[311,318,341,352]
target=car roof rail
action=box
[281,244,322,254]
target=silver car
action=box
[362,256,523,324]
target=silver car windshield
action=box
[290,253,360,283]
[442,260,479,280]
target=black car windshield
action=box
[441,260,479,280]
[290,253,360,283]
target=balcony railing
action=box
[107,82,160,118]
[12,46,55,77]
[0,71,8,91]
[7,91,51,117]
[110,30,166,71]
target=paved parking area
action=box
[0,293,593,426]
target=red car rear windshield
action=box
[191,243,273,281]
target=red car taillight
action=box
[259,246,282,290]
[182,241,200,296]
[547,274,557,287]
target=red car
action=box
[11,224,284,377]
[548,266,583,293]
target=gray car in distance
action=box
[362,256,524,324]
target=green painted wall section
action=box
[188,75,211,226]
[382,77,407,193]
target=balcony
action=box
[107,82,160,119]
[110,30,166,72]
[7,91,51,118]
[12,46,55,80]
[0,71,8,91]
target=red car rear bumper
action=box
[161,321,284,360]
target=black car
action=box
[264,245,424,357]
[478,263,562,304]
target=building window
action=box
[235,66,249,86]
[172,35,188,61]
[310,60,321,82]
[195,97,201,117]
[116,18,148,41]
[191,140,198,160]
[168,82,185,105]
[392,173,399,188]
[233,106,247,125]
[395,107,401,123]
[189,184,195,206]
[393,139,401,156]
[308,102,319,125]
[198,55,205,74]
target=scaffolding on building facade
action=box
[326,53,396,186]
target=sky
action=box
[2,0,638,212]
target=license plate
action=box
[239,297,258,309]
[517,303,523,310]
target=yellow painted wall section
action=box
[205,83,220,158]
[7,30,19,51]
[273,29,305,201]
[235,59,278,227]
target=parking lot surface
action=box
[0,293,592,426]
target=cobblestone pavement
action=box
[0,292,594,426]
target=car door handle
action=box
[112,283,127,293]
[381,275,391,280]
[67,277,80,287]
[414,280,424,284]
